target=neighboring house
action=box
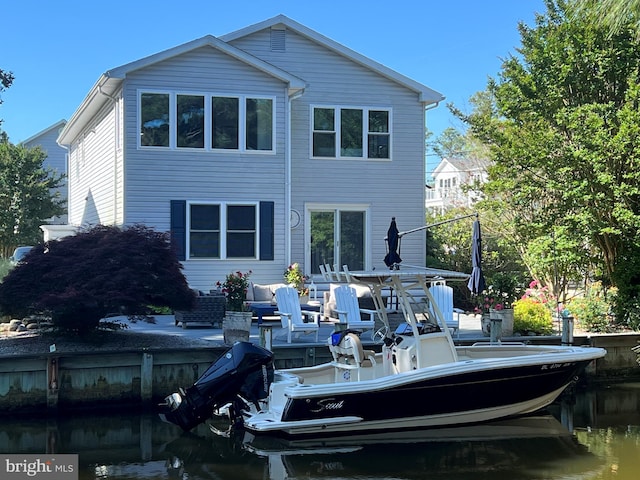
[21,120,70,226]
[50,15,444,290]
[425,157,490,214]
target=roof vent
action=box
[270,27,286,52]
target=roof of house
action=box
[58,15,444,145]
[432,157,492,177]
[21,119,67,145]
[58,33,306,144]
[221,15,444,105]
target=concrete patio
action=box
[119,312,491,347]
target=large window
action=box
[188,203,256,259]
[212,97,239,149]
[312,106,390,159]
[226,205,256,258]
[246,98,273,150]
[139,91,274,152]
[309,207,367,274]
[177,95,204,148]
[189,204,220,258]
[141,93,170,147]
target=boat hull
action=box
[244,352,599,436]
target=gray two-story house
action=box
[51,15,443,290]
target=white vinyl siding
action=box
[67,91,123,227]
[62,25,433,290]
[228,29,427,273]
[120,47,287,288]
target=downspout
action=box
[285,89,292,267]
[423,99,441,261]
[286,88,305,267]
[98,83,119,226]
[58,142,70,220]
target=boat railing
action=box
[469,342,528,347]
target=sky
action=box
[1,0,546,172]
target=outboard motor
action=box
[159,342,274,431]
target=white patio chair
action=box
[319,264,331,281]
[334,263,345,281]
[428,283,462,338]
[333,285,376,340]
[323,263,340,281]
[341,264,353,282]
[274,286,320,343]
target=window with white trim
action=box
[188,203,257,259]
[312,106,390,159]
[139,91,274,152]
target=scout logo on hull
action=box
[310,398,345,413]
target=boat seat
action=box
[328,331,376,367]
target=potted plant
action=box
[475,273,521,336]
[284,263,309,302]
[219,270,253,344]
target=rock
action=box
[9,320,23,332]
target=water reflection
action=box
[0,384,639,480]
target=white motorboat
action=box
[160,268,606,437]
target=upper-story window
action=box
[140,91,274,152]
[141,93,170,147]
[312,106,391,159]
[178,94,205,148]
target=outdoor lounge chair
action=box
[274,286,321,343]
[333,285,377,340]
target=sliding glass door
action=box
[309,207,366,275]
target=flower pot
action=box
[222,311,253,344]
[299,295,309,305]
[489,308,514,336]
[481,313,491,336]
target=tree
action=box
[0,141,66,256]
[0,225,196,333]
[431,128,468,159]
[454,0,640,308]
[429,117,491,161]
[572,0,640,38]
[0,68,14,127]
[426,208,527,309]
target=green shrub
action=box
[568,294,610,333]
[513,298,554,335]
[0,258,11,282]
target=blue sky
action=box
[1,0,545,171]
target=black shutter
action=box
[170,200,186,261]
[259,201,274,261]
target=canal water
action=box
[1,383,638,480]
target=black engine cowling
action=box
[159,342,274,431]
